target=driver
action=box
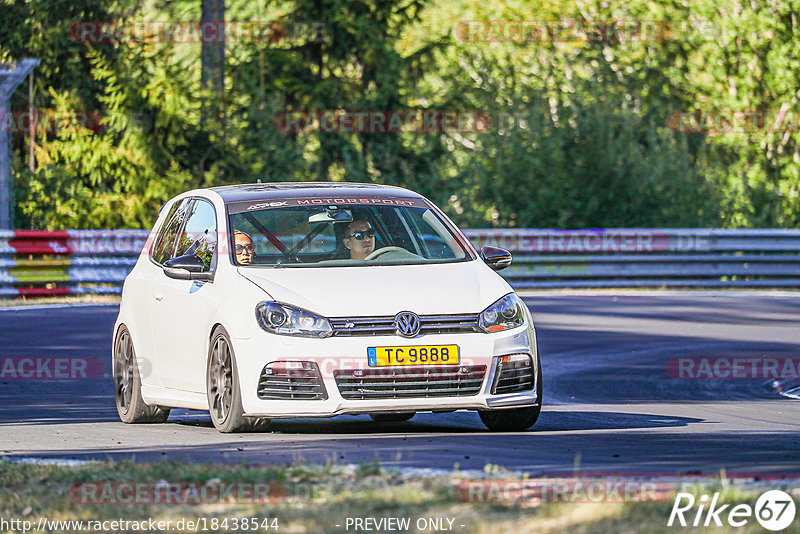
[343,220,375,260]
[234,230,254,265]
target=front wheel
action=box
[479,354,542,432]
[113,326,170,424]
[206,326,269,433]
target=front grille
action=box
[334,365,486,399]
[330,314,480,336]
[257,362,328,400]
[491,354,535,395]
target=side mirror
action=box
[163,254,213,281]
[480,246,512,271]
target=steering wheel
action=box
[364,246,408,261]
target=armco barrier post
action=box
[0,229,13,254]
[0,229,16,296]
[0,59,40,229]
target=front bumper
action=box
[233,323,539,418]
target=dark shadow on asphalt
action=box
[0,399,119,425]
[169,409,700,433]
[4,429,800,477]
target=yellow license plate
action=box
[367,345,460,367]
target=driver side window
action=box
[175,199,218,270]
[151,199,191,265]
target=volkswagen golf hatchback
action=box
[113,183,542,432]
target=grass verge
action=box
[1,460,798,533]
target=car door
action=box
[150,197,219,393]
[130,199,187,389]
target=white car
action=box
[113,183,542,432]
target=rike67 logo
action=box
[668,490,796,531]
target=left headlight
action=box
[255,302,333,338]
[479,293,526,333]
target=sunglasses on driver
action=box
[347,229,376,240]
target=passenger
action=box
[343,220,376,260]
[234,231,254,265]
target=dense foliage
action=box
[1,0,798,229]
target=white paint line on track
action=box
[0,302,119,312]
[0,457,96,466]
[779,387,800,401]
[517,289,800,298]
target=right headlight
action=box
[255,301,333,338]
[479,293,526,333]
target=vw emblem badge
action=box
[394,311,421,338]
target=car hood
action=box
[238,260,511,317]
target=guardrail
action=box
[0,230,146,297]
[1,229,799,296]
[466,229,800,288]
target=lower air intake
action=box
[334,365,486,399]
[257,361,328,400]
[491,354,535,395]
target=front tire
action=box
[206,326,268,433]
[114,326,170,424]
[479,354,543,432]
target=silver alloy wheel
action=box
[114,329,134,414]
[209,335,233,424]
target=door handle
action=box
[153,290,165,301]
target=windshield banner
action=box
[227,197,429,214]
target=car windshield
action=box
[226,197,472,267]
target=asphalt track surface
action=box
[1,293,799,477]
